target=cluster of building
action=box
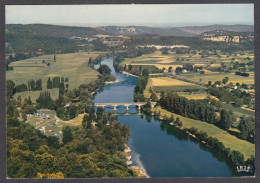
[71,34,126,47]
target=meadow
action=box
[181,72,254,85]
[147,77,204,93]
[7,52,104,101]
[14,88,59,103]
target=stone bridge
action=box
[94,102,156,113]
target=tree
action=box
[97,65,111,75]
[59,83,65,96]
[222,77,229,84]
[47,77,53,89]
[96,106,104,121]
[208,81,212,86]
[69,104,78,119]
[215,81,221,85]
[27,96,32,105]
[28,79,36,91]
[168,66,173,72]
[17,95,22,107]
[47,136,60,149]
[219,109,234,130]
[25,105,36,114]
[15,83,28,92]
[6,80,16,99]
[35,79,42,90]
[36,91,53,109]
[88,57,92,67]
[142,69,149,77]
[52,77,61,88]
[238,116,255,141]
[169,114,174,122]
[150,92,158,102]
[175,117,182,126]
[62,126,73,145]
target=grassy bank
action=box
[151,106,255,160]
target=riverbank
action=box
[120,71,140,78]
[105,79,120,85]
[124,144,149,178]
[151,106,255,160]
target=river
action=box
[93,57,233,177]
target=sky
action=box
[6,4,254,27]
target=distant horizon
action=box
[6,4,254,27]
[5,22,254,28]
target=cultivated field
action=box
[181,72,254,85]
[153,106,255,160]
[148,77,204,92]
[121,51,254,74]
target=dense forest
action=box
[6,24,109,39]
[7,101,134,178]
[6,32,80,54]
[6,71,136,178]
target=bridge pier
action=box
[125,105,129,112]
[113,105,117,111]
[137,105,141,112]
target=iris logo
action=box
[236,165,251,172]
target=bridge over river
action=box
[94,102,156,113]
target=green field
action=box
[153,85,204,92]
[7,52,104,102]
[7,52,103,90]
[153,106,255,160]
[145,77,205,96]
[181,72,254,85]
[14,88,59,103]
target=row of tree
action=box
[6,79,42,100]
[235,71,250,77]
[47,77,68,89]
[134,69,149,102]
[159,91,237,131]
[238,116,255,143]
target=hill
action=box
[97,26,196,37]
[199,29,254,43]
[178,24,254,35]
[98,24,253,37]
[6,31,80,54]
[6,24,110,39]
